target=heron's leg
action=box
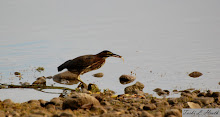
[77,76,88,89]
[77,76,85,84]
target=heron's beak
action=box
[112,54,124,63]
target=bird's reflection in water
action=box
[53,71,79,85]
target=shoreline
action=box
[0,86,219,117]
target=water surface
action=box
[0,1,220,102]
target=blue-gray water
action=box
[0,1,220,102]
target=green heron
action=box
[58,50,124,84]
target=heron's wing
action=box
[81,59,105,74]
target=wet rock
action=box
[93,73,104,78]
[119,75,136,84]
[163,90,170,95]
[121,114,133,117]
[103,89,115,96]
[43,102,56,109]
[130,110,139,116]
[179,89,191,93]
[138,104,145,110]
[155,100,170,107]
[181,92,197,98]
[46,76,53,79]
[143,104,156,110]
[14,72,21,75]
[32,77,46,85]
[0,110,5,117]
[164,109,181,117]
[155,111,163,117]
[198,92,206,97]
[81,103,93,109]
[215,97,220,104]
[192,90,200,94]
[38,99,46,106]
[0,85,7,89]
[167,98,178,105]
[135,89,145,95]
[63,93,100,110]
[101,101,111,106]
[178,96,193,103]
[153,88,169,96]
[187,102,201,108]
[45,104,55,110]
[28,100,41,107]
[205,90,213,97]
[30,109,51,117]
[173,89,178,93]
[104,106,113,111]
[194,97,214,105]
[189,71,203,78]
[100,113,120,117]
[20,82,30,86]
[131,103,140,109]
[90,105,107,114]
[140,111,154,117]
[50,97,63,106]
[10,111,20,117]
[151,98,161,103]
[59,112,75,117]
[88,83,100,93]
[124,81,144,94]
[3,99,13,105]
[171,104,184,110]
[153,88,163,92]
[53,71,79,85]
[212,92,220,97]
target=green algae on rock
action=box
[36,67,45,72]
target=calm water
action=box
[0,1,220,102]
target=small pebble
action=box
[14,72,21,75]
[93,73,104,78]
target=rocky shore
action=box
[0,72,219,117]
[0,84,220,117]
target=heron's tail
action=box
[58,60,71,72]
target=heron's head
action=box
[97,50,123,61]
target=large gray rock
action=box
[124,81,144,94]
[119,75,136,84]
[63,93,100,110]
[53,71,79,85]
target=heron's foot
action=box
[77,82,88,90]
[77,76,88,89]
